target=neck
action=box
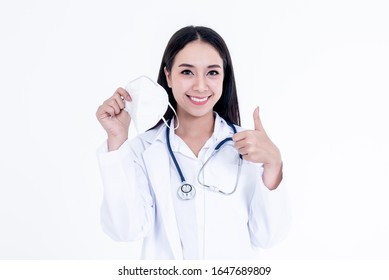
[175,111,215,140]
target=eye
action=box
[181,69,193,75]
[208,70,219,76]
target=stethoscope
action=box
[166,119,243,200]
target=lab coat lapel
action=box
[142,141,183,259]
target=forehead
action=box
[173,40,223,66]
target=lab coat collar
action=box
[138,112,234,146]
[167,112,233,153]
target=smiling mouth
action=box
[187,95,212,105]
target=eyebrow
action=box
[178,63,222,69]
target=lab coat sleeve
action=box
[248,165,292,248]
[96,139,154,241]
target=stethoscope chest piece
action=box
[177,183,196,200]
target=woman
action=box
[96,25,290,259]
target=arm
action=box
[248,165,291,248]
[97,139,154,241]
[96,89,153,241]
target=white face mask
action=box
[124,75,178,134]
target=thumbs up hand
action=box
[232,107,282,189]
[233,106,280,164]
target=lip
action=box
[186,95,212,106]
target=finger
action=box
[237,146,249,156]
[116,87,132,101]
[104,99,122,115]
[96,105,110,120]
[242,154,254,162]
[97,104,116,118]
[232,130,249,142]
[253,106,264,131]
[113,91,126,110]
[234,139,246,151]
[235,138,257,153]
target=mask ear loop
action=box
[161,103,179,130]
[143,75,179,130]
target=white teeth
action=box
[190,96,208,102]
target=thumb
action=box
[253,106,264,131]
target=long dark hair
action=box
[156,25,240,126]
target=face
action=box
[164,40,224,119]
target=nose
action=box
[193,76,208,92]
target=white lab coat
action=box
[97,116,291,259]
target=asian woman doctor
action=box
[96,25,290,260]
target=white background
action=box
[0,0,388,260]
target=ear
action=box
[164,67,172,88]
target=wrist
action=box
[264,159,282,169]
[263,161,283,190]
[107,135,128,151]
[264,147,282,168]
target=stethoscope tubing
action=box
[166,118,242,199]
[196,148,242,195]
[166,121,186,183]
